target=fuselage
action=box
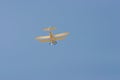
[49,32,57,45]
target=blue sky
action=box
[0,0,120,80]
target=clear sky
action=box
[0,0,120,80]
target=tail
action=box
[43,26,56,32]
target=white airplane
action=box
[35,27,69,45]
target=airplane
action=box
[35,27,69,45]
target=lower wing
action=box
[35,32,69,42]
[35,35,50,42]
[54,32,69,40]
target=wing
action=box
[54,32,69,40]
[35,35,50,42]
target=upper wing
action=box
[54,32,69,40]
[35,35,50,42]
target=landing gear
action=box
[49,41,57,45]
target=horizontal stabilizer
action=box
[43,27,56,31]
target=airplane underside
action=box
[35,27,69,45]
[49,41,57,45]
